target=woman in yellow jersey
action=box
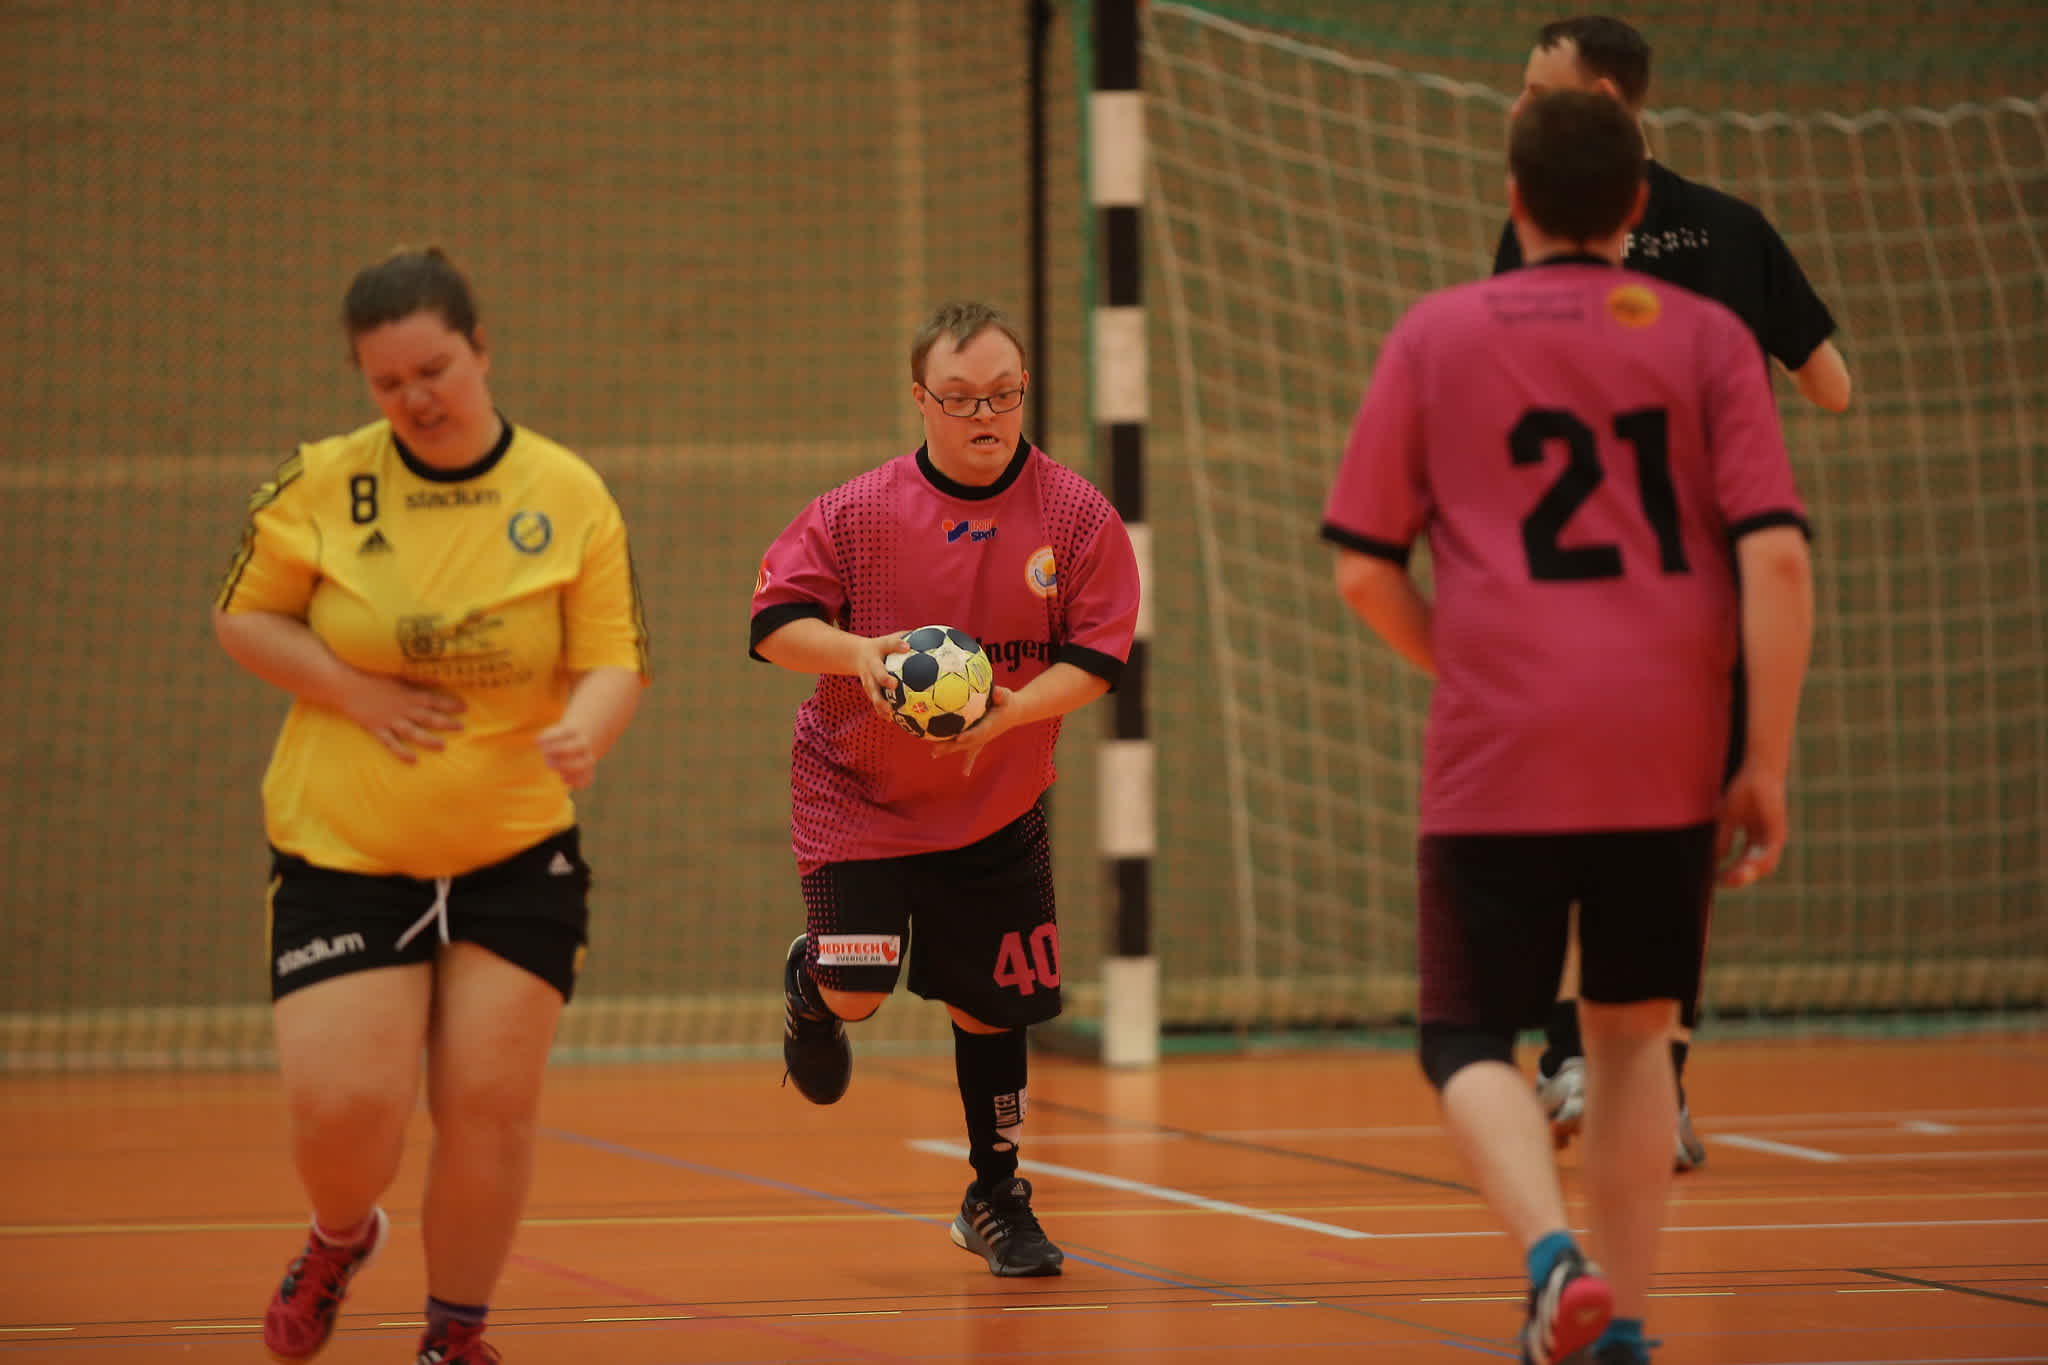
[213,247,649,1365]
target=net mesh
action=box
[1142,1,2047,1029]
[0,1,1096,1067]
[3,2,2043,1066]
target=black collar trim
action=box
[394,414,514,483]
[915,437,1032,501]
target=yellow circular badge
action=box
[1607,283,1660,329]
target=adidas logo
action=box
[358,529,393,555]
[548,851,575,876]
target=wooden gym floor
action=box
[2,1036,2045,1362]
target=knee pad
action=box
[1417,1021,1516,1092]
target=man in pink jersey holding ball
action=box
[750,301,1140,1277]
[1323,91,1813,1365]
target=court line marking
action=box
[1848,1150,2048,1162]
[1716,1133,1846,1162]
[538,1125,1293,1298]
[908,1140,1372,1240]
[584,1314,694,1322]
[1854,1265,2048,1310]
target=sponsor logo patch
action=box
[945,517,998,543]
[1607,283,1661,329]
[507,510,553,554]
[1025,545,1058,597]
[815,934,903,966]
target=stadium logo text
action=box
[275,932,367,977]
[407,488,501,509]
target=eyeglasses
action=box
[923,385,1026,418]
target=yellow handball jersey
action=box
[217,420,649,878]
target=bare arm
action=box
[211,607,464,761]
[537,667,645,789]
[1718,525,1815,886]
[946,661,1111,775]
[1332,549,1436,678]
[1787,338,1852,413]
[754,615,908,720]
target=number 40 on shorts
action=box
[993,925,1061,994]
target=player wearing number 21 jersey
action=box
[1322,257,1806,835]
[1323,92,1815,1365]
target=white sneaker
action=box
[1536,1057,1586,1150]
[1674,1101,1707,1172]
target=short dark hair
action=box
[1536,15,1651,108]
[1509,89,1646,243]
[341,245,480,364]
[910,302,1027,384]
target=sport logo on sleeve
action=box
[1025,545,1058,597]
[814,934,903,966]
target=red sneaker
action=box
[416,1319,502,1363]
[261,1207,389,1362]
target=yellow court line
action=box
[1003,1304,1111,1313]
[1839,1287,1943,1294]
[789,1311,902,1319]
[1648,1291,1735,1298]
[1420,1295,1523,1304]
[0,1328,75,1334]
[169,1324,258,1332]
[1211,1300,1318,1308]
[585,1314,694,1322]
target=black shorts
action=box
[268,828,591,1003]
[1416,825,1713,1035]
[799,802,1061,1029]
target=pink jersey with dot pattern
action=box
[752,441,1139,870]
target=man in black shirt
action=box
[1491,15,1852,1186]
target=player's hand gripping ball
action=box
[884,625,995,740]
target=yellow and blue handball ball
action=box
[885,625,995,740]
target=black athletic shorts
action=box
[268,828,591,1003]
[799,801,1061,1029]
[1416,824,1714,1035]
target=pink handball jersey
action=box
[751,440,1140,870]
[1322,259,1807,834]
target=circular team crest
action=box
[1606,283,1660,329]
[1025,545,1058,598]
[507,510,553,554]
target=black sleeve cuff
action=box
[1320,523,1413,567]
[749,601,831,661]
[1058,642,1126,692]
[1728,510,1813,543]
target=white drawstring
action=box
[394,876,454,952]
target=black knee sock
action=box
[1670,1039,1690,1109]
[1538,999,1582,1077]
[953,1022,1028,1192]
